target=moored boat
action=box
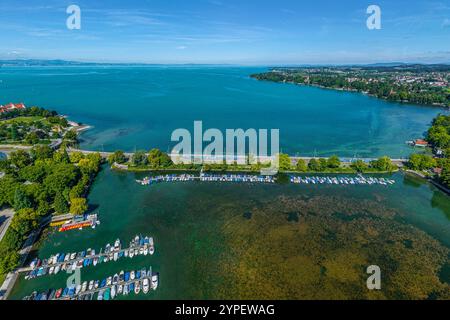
[134,280,141,294]
[142,278,149,294]
[151,273,159,290]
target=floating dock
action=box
[23,268,159,300]
[136,173,395,187]
[23,235,155,279]
[137,173,276,185]
[290,175,395,185]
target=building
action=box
[0,103,26,113]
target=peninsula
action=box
[251,64,450,108]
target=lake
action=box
[1,66,449,299]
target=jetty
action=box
[136,173,395,187]
[23,268,159,301]
[289,175,395,186]
[137,173,276,186]
[21,235,155,279]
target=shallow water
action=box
[9,169,450,300]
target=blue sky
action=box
[0,0,449,64]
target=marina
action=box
[22,267,159,300]
[137,173,276,186]
[289,175,395,185]
[136,173,395,186]
[23,235,155,280]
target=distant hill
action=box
[0,59,101,66]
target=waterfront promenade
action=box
[0,145,407,166]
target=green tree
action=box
[327,155,341,168]
[108,150,127,165]
[53,149,70,163]
[13,188,33,211]
[147,149,173,168]
[295,159,307,172]
[408,154,437,171]
[53,192,69,214]
[351,160,368,172]
[69,151,85,164]
[308,158,321,171]
[132,151,148,166]
[279,154,292,171]
[70,197,88,215]
[370,156,396,172]
[9,150,32,168]
[31,145,53,160]
[440,161,450,188]
[63,129,78,146]
[0,176,18,207]
[18,164,47,183]
[25,132,40,144]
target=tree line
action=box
[0,146,102,277]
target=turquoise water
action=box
[2,66,449,299]
[8,170,450,299]
[0,66,445,157]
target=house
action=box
[0,102,26,113]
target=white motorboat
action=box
[151,273,158,290]
[75,284,82,295]
[134,281,141,294]
[142,278,149,294]
[111,285,116,299]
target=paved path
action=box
[0,216,51,300]
[0,208,14,243]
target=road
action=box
[0,208,14,243]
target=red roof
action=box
[0,102,26,112]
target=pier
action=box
[24,268,159,300]
[137,173,276,186]
[22,235,155,280]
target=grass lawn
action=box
[0,116,46,125]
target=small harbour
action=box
[23,235,155,280]
[289,175,395,185]
[136,173,395,186]
[23,267,159,300]
[136,173,277,185]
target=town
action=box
[252,64,450,107]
